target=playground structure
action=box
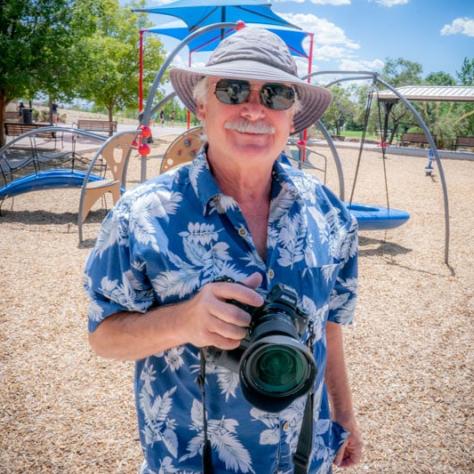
[135,14,451,263]
[0,127,137,242]
[0,1,453,263]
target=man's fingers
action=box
[208,315,248,341]
[206,331,242,350]
[333,440,347,467]
[210,300,251,327]
[240,272,263,290]
[213,279,263,308]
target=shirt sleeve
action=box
[83,201,155,333]
[326,195,359,325]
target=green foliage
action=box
[323,86,356,136]
[76,0,166,121]
[0,0,103,144]
[382,57,423,87]
[457,58,474,86]
[425,71,456,86]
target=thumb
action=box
[240,272,263,290]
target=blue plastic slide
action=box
[0,170,104,200]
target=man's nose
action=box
[240,89,265,120]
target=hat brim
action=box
[170,60,332,135]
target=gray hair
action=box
[192,77,302,113]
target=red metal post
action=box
[301,33,314,163]
[186,51,192,129]
[139,30,144,113]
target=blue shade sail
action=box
[145,23,309,58]
[135,0,297,31]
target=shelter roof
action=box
[378,85,474,103]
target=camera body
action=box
[207,277,316,412]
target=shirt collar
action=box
[189,147,301,215]
[189,148,222,215]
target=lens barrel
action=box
[239,335,316,412]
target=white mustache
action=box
[224,119,275,135]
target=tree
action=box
[0,0,83,145]
[425,71,456,86]
[381,57,423,87]
[323,86,356,136]
[457,57,474,86]
[77,0,166,123]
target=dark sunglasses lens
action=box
[260,84,295,110]
[215,79,250,105]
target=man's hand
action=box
[179,272,263,350]
[333,418,363,468]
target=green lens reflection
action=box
[251,346,306,394]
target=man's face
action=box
[197,78,296,169]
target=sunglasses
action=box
[214,79,296,111]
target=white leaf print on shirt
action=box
[180,400,255,473]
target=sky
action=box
[142,0,474,82]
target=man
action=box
[84,28,362,473]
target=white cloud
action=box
[441,17,474,37]
[371,0,409,6]
[310,0,351,4]
[280,12,359,49]
[316,45,350,60]
[275,0,350,3]
[339,58,385,71]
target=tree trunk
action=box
[0,91,7,147]
[48,96,53,125]
[108,105,114,136]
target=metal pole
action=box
[316,121,345,201]
[139,30,144,112]
[187,51,191,129]
[300,32,314,164]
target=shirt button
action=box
[283,422,289,431]
[238,227,247,237]
[267,269,275,279]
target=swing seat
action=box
[346,203,410,230]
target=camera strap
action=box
[198,349,213,474]
[292,391,314,474]
[293,320,316,474]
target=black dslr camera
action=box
[207,277,316,412]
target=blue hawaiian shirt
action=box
[84,149,358,474]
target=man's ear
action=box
[196,102,206,121]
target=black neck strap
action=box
[198,349,213,474]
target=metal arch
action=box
[150,91,177,120]
[137,91,177,183]
[302,70,450,265]
[0,126,107,158]
[315,120,345,201]
[77,130,138,243]
[141,22,239,126]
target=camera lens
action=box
[240,336,316,412]
[252,346,306,394]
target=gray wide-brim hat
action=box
[170,27,332,134]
